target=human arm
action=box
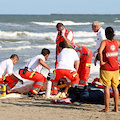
[61,28,73,45]
[98,40,106,66]
[74,60,80,72]
[117,40,120,48]
[116,40,120,65]
[40,58,51,70]
[62,35,72,45]
[7,60,23,84]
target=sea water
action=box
[0,14,120,87]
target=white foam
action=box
[0,30,99,41]
[74,38,95,43]
[0,31,57,40]
[88,63,100,82]
[53,20,91,25]
[114,20,120,23]
[115,31,120,36]
[90,63,100,74]
[31,20,91,26]
[32,44,56,49]
[0,22,25,27]
[0,44,56,51]
[1,46,31,51]
[74,31,96,37]
[31,20,105,26]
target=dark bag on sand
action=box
[68,85,104,105]
[117,83,120,94]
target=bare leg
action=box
[100,86,110,112]
[112,87,119,112]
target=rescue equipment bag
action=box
[68,85,104,105]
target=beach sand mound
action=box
[0,93,27,99]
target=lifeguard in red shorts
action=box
[19,48,52,97]
[70,44,93,85]
[0,54,23,92]
[51,41,80,95]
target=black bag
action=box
[68,85,104,105]
[117,83,120,94]
[79,90,104,104]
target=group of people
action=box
[0,21,120,112]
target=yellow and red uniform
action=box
[0,58,18,91]
[19,69,46,94]
[52,48,79,95]
[19,54,46,95]
[0,76,18,90]
[55,27,74,68]
[70,44,93,85]
[56,27,74,55]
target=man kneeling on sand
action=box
[0,54,23,93]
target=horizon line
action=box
[0,13,120,15]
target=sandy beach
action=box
[0,96,120,120]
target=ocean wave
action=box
[0,44,56,51]
[0,31,56,40]
[0,42,95,51]
[31,20,91,26]
[1,46,31,51]
[32,44,56,49]
[74,38,95,43]
[74,31,96,37]
[0,30,97,41]
[0,22,24,27]
[114,20,120,23]
[31,20,105,26]
[0,40,30,45]
[115,31,120,35]
[89,63,100,82]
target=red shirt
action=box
[101,39,119,71]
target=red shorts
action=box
[54,69,79,85]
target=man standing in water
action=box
[55,23,74,67]
[99,27,120,112]
[92,21,106,65]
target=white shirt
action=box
[22,54,45,73]
[96,27,106,51]
[72,45,81,58]
[0,59,13,78]
[67,31,73,41]
[56,48,79,71]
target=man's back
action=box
[57,48,79,71]
[0,59,13,77]
[22,54,45,73]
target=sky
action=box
[0,0,120,15]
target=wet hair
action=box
[59,41,69,49]
[41,48,50,56]
[105,27,115,40]
[92,21,101,27]
[10,54,19,60]
[56,23,64,28]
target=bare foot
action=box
[99,109,109,112]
